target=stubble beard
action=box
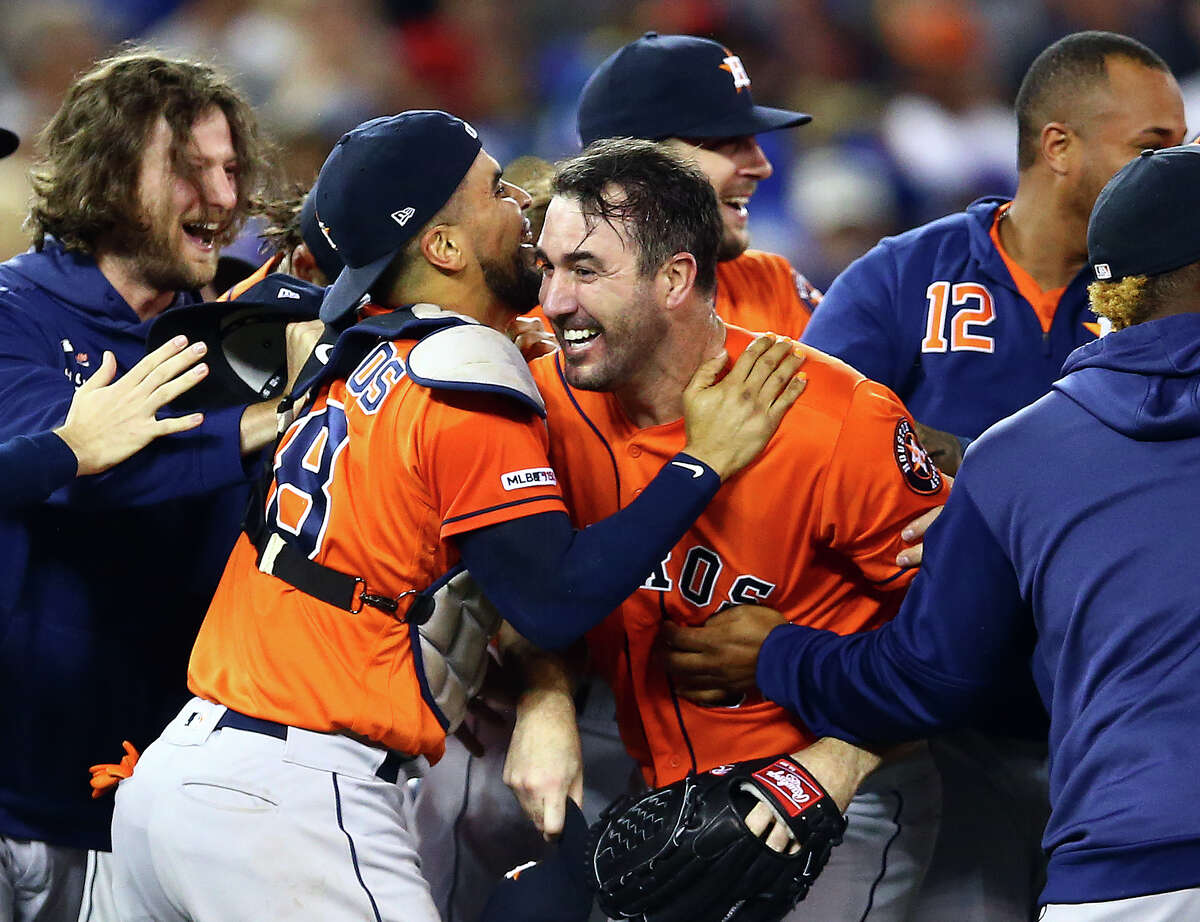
[481,247,543,316]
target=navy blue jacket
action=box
[759,312,1200,904]
[0,242,255,849]
[802,198,1097,439]
[1,430,77,509]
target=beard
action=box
[112,201,222,295]
[481,246,542,315]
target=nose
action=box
[204,165,238,213]
[538,267,571,321]
[736,139,772,180]
[504,180,533,210]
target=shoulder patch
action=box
[893,419,942,495]
[407,323,546,417]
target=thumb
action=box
[686,350,729,394]
[78,352,117,391]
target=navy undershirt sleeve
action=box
[0,430,78,510]
[455,451,720,650]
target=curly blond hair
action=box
[1088,262,1200,331]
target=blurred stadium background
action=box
[3,0,1200,285]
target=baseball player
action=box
[796,30,1187,921]
[108,110,806,922]
[0,51,281,922]
[512,138,948,922]
[414,35,846,920]
[743,143,1200,921]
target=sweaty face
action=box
[130,108,239,294]
[1069,57,1186,221]
[458,150,542,315]
[663,136,772,261]
[536,195,668,392]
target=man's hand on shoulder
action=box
[682,335,807,481]
[56,338,207,476]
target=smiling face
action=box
[662,135,772,261]
[536,193,669,392]
[453,149,542,316]
[132,107,239,294]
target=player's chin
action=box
[716,229,750,262]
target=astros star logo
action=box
[720,50,751,92]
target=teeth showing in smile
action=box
[722,197,749,215]
[562,328,600,344]
[183,222,220,246]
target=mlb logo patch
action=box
[500,468,558,491]
[1094,263,1112,279]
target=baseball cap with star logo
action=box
[577,32,811,146]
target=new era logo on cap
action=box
[391,207,416,227]
[277,287,301,299]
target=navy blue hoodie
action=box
[0,242,254,849]
[759,312,1200,905]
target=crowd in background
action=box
[4,0,1200,286]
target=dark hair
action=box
[259,187,307,256]
[552,137,721,296]
[29,46,274,252]
[1015,31,1170,171]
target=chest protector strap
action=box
[244,304,538,730]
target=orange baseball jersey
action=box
[188,329,567,761]
[713,249,821,338]
[530,325,946,787]
[527,249,820,341]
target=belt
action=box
[213,708,411,783]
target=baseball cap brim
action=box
[319,247,399,324]
[0,129,18,159]
[669,103,811,141]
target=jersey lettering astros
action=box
[188,323,567,761]
[530,325,947,786]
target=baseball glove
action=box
[588,755,846,922]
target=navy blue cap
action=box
[299,190,344,283]
[1089,145,1200,282]
[0,128,17,159]
[145,272,323,410]
[478,800,594,922]
[578,32,811,146]
[314,110,483,323]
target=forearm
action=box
[458,452,720,649]
[790,737,883,812]
[239,399,282,455]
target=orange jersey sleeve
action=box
[189,336,566,760]
[714,250,821,339]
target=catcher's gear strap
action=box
[248,302,540,621]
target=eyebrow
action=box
[534,247,599,267]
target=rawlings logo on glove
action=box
[588,754,847,922]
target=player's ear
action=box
[289,244,326,287]
[420,224,467,272]
[660,252,699,311]
[1040,121,1074,176]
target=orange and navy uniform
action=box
[188,321,567,763]
[802,196,1098,439]
[527,249,819,341]
[713,249,820,338]
[530,325,947,787]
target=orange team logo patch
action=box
[893,419,942,495]
[720,49,751,92]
